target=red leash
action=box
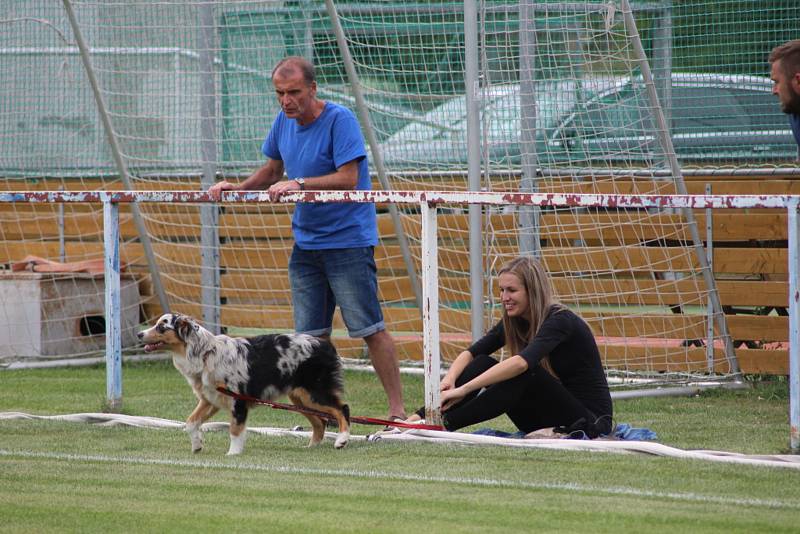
[216,387,445,431]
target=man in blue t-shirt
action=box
[209,57,405,420]
[769,40,800,160]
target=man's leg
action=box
[323,246,405,419]
[364,329,405,419]
[289,245,335,337]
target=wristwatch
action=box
[295,177,306,190]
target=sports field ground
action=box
[1,360,798,533]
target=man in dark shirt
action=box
[769,40,800,160]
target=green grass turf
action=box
[0,360,798,533]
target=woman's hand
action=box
[440,386,467,412]
[439,375,455,392]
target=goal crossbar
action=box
[1,189,798,451]
[3,189,800,209]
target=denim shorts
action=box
[288,245,385,338]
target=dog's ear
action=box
[173,315,195,342]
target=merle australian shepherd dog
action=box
[138,313,350,455]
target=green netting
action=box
[2,1,797,176]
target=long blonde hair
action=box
[499,256,562,376]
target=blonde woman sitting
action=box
[407,256,613,438]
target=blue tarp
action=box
[473,423,657,441]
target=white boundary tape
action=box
[2,411,799,470]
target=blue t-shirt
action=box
[262,102,377,249]
[790,113,800,155]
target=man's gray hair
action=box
[272,56,316,85]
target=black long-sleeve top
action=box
[467,306,612,418]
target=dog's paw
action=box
[188,433,203,452]
[226,431,246,455]
[334,431,350,449]
[226,440,244,455]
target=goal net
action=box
[1,1,797,385]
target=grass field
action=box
[1,359,799,533]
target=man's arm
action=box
[266,159,360,198]
[207,159,285,200]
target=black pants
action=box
[418,354,611,435]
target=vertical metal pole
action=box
[652,0,673,138]
[705,184,714,372]
[62,0,171,315]
[302,0,314,60]
[324,0,422,312]
[518,0,540,258]
[421,202,442,426]
[103,198,122,412]
[788,200,800,452]
[620,0,739,375]
[199,4,220,334]
[58,186,66,262]
[465,0,484,341]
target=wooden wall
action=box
[1,173,797,374]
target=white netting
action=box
[2,0,798,382]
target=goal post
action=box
[619,0,737,371]
[2,189,797,449]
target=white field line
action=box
[1,448,797,511]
